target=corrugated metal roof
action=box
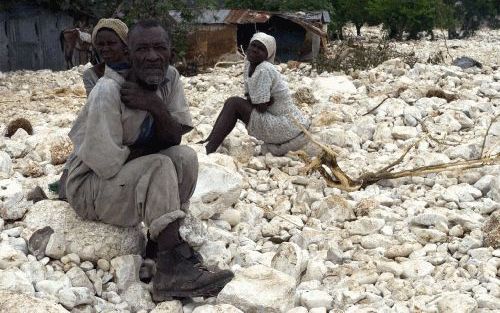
[225,9,271,24]
[169,9,328,25]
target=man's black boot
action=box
[152,220,234,301]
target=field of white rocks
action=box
[0,28,499,313]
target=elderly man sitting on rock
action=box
[64,19,233,300]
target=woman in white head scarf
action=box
[201,32,310,156]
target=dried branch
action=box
[289,114,500,192]
[363,96,389,116]
[481,114,500,158]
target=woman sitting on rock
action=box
[201,32,310,156]
[52,18,129,200]
[82,18,129,95]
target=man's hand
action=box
[120,82,161,112]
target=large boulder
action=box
[217,264,296,313]
[22,200,145,261]
[0,291,68,313]
[312,76,357,102]
[189,161,242,220]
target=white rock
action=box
[198,240,231,269]
[20,260,46,284]
[0,241,28,269]
[217,264,296,313]
[443,184,482,203]
[66,266,94,291]
[271,242,307,281]
[490,175,500,202]
[58,287,95,308]
[151,300,183,313]
[286,307,308,313]
[0,267,35,294]
[401,260,435,278]
[0,291,67,312]
[438,294,477,313]
[192,304,244,313]
[190,162,243,220]
[476,294,500,309]
[411,213,448,227]
[110,254,142,292]
[35,279,65,296]
[44,232,66,259]
[22,200,145,261]
[345,217,385,235]
[312,76,357,102]
[219,209,241,227]
[0,151,12,177]
[300,290,333,309]
[0,179,25,220]
[392,126,418,140]
[121,282,155,312]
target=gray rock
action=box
[0,291,68,313]
[345,217,385,235]
[392,126,418,140]
[190,162,242,220]
[66,267,94,291]
[121,282,155,312]
[443,184,482,203]
[22,200,145,261]
[410,213,448,227]
[198,240,231,269]
[0,267,35,294]
[0,179,25,220]
[110,254,142,292]
[28,226,54,260]
[217,264,296,313]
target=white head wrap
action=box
[250,32,276,63]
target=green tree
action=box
[331,0,371,37]
[368,0,452,40]
[224,0,331,11]
[445,0,498,38]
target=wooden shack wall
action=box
[185,24,237,66]
[0,4,73,72]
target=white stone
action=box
[190,162,243,220]
[0,179,25,220]
[219,209,241,227]
[0,291,68,312]
[151,300,183,313]
[22,200,145,261]
[192,304,244,313]
[44,232,66,259]
[217,264,296,313]
[0,151,12,178]
[110,254,142,292]
[490,175,500,202]
[345,217,385,235]
[300,290,333,309]
[476,294,500,309]
[198,240,231,269]
[66,266,94,291]
[35,279,65,296]
[121,282,155,312]
[20,260,46,284]
[0,241,28,269]
[271,242,307,281]
[392,126,418,140]
[401,260,435,278]
[0,267,35,294]
[312,76,357,102]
